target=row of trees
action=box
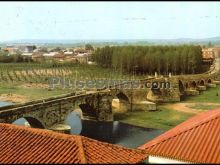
[0,52,33,63]
[93,45,203,75]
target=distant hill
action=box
[1,37,220,47]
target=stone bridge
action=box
[145,71,220,102]
[0,91,114,129]
[1,72,220,129]
[0,81,156,130]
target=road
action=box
[210,53,220,74]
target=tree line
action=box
[0,52,33,63]
[93,45,204,75]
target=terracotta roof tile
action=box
[138,109,220,164]
[0,123,147,164]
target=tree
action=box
[92,45,203,75]
[207,41,213,48]
[85,44,94,51]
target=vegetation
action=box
[93,45,205,75]
[0,63,149,85]
[182,85,220,103]
[0,52,33,63]
[0,82,74,101]
[85,44,94,51]
[114,105,194,130]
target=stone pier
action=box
[132,101,156,111]
[49,124,71,134]
[197,85,207,91]
[185,89,199,96]
[212,80,220,85]
[146,89,180,103]
[206,83,217,88]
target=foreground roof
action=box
[138,109,220,164]
[0,123,147,164]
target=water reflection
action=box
[80,120,164,148]
[65,111,82,135]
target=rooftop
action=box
[138,109,220,164]
[0,123,147,164]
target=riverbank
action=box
[114,105,195,130]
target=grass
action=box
[182,85,220,103]
[0,82,74,101]
[114,105,194,130]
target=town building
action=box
[43,52,59,58]
[53,53,66,62]
[32,52,45,62]
[0,123,147,164]
[21,52,33,57]
[138,109,220,164]
[75,53,89,64]
[3,45,19,55]
[213,47,220,58]
[18,45,37,53]
[202,48,215,62]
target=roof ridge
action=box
[139,109,220,150]
[76,136,88,164]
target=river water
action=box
[0,101,13,107]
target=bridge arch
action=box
[199,80,205,86]
[78,103,96,120]
[116,92,130,103]
[178,80,185,94]
[185,82,189,89]
[189,81,197,88]
[13,116,45,129]
[207,79,212,83]
[111,91,130,113]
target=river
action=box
[0,101,13,107]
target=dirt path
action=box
[165,102,220,114]
[19,83,49,89]
[0,94,27,104]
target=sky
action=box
[0,1,220,41]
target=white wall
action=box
[148,155,192,164]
